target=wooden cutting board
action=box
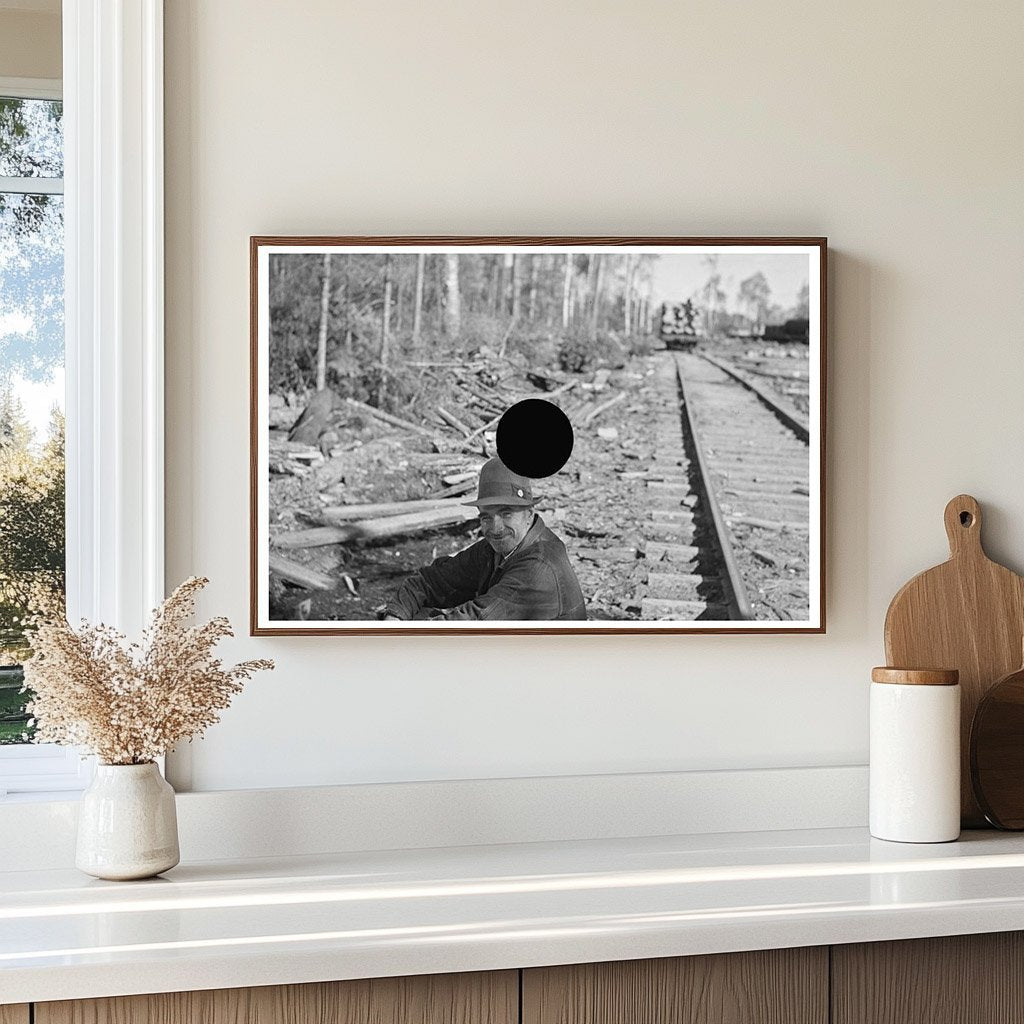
[884,494,1024,826]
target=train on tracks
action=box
[659,301,810,348]
[658,300,703,349]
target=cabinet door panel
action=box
[832,932,1024,1024]
[523,948,827,1024]
[0,1007,29,1024]
[36,971,518,1024]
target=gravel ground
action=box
[266,344,814,624]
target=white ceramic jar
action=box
[76,762,180,880]
[870,667,961,843]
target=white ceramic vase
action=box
[76,762,180,880]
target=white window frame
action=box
[0,0,164,797]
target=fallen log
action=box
[268,553,336,590]
[436,405,473,437]
[463,411,503,444]
[273,504,477,550]
[344,397,435,438]
[460,380,579,446]
[270,459,309,477]
[460,378,506,407]
[271,439,324,456]
[583,391,627,424]
[424,478,477,500]
[321,495,468,523]
[442,470,477,486]
[545,380,578,400]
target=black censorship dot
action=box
[496,399,574,479]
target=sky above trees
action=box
[651,252,810,311]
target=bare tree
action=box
[561,254,572,329]
[380,255,393,400]
[699,256,726,337]
[435,256,445,331]
[489,256,501,313]
[341,257,353,352]
[623,254,636,335]
[443,254,461,338]
[510,254,522,321]
[793,281,810,319]
[527,256,539,320]
[501,253,514,314]
[589,254,604,343]
[315,253,331,391]
[411,252,425,348]
[738,271,771,332]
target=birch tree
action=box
[561,254,572,329]
[589,254,604,343]
[443,254,461,338]
[315,253,331,391]
[510,254,522,321]
[623,254,636,334]
[411,252,425,348]
[527,256,539,320]
[379,255,392,400]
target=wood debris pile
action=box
[266,354,644,621]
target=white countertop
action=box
[4,826,1024,1005]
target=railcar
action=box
[762,318,810,344]
[658,300,704,349]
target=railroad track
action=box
[631,348,811,622]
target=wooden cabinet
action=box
[34,972,517,1024]
[522,948,828,1024]
[13,933,1024,1024]
[832,932,1024,1024]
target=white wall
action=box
[164,0,1024,792]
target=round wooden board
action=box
[971,664,1024,829]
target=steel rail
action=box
[697,350,809,444]
[672,354,755,621]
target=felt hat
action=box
[463,457,537,508]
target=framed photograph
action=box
[251,237,826,635]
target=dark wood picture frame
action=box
[251,236,827,635]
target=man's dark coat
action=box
[385,515,587,621]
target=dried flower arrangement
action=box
[22,577,273,765]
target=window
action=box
[0,82,74,791]
[0,4,166,799]
[0,89,65,703]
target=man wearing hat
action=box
[383,457,586,621]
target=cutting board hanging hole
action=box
[944,494,982,557]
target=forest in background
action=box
[268,251,810,419]
[271,252,657,422]
[0,395,63,740]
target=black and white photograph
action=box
[251,238,825,634]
